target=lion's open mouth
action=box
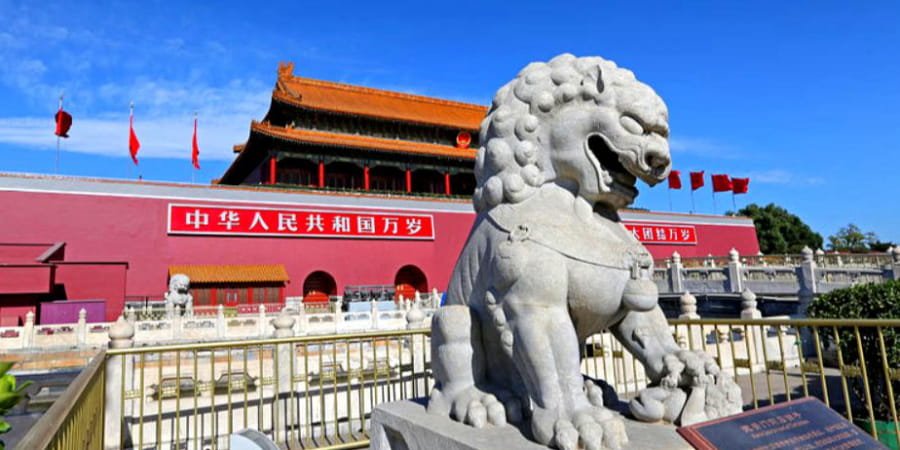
[587,135,638,200]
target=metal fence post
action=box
[105,316,134,450]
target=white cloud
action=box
[0,80,270,161]
[669,136,743,159]
[746,169,824,186]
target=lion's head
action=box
[473,53,671,213]
[168,274,190,294]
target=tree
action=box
[734,203,823,254]
[828,223,879,253]
[870,240,895,252]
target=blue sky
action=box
[1,1,899,243]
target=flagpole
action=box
[668,188,673,211]
[56,94,63,174]
[732,192,736,211]
[712,189,716,214]
[192,112,197,184]
[690,189,695,214]
[130,101,142,181]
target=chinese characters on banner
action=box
[168,204,435,240]
[624,223,697,245]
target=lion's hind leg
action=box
[428,305,507,427]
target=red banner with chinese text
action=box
[168,204,435,240]
[624,223,697,245]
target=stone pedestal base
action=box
[370,399,691,450]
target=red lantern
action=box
[455,131,472,148]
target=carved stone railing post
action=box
[272,312,295,394]
[891,247,900,280]
[739,289,766,372]
[797,246,817,317]
[295,302,307,336]
[679,291,699,319]
[677,291,703,350]
[22,311,34,349]
[105,316,135,449]
[216,304,226,338]
[431,288,441,308]
[370,300,380,330]
[258,304,268,337]
[126,306,136,325]
[797,247,819,356]
[334,296,344,333]
[727,248,744,293]
[740,289,761,319]
[406,300,426,330]
[76,308,87,348]
[669,251,685,293]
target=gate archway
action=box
[302,271,336,304]
[394,265,427,301]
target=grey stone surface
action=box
[371,399,690,450]
[428,54,742,449]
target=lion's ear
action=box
[582,65,610,103]
[594,68,605,95]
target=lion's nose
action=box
[644,146,671,176]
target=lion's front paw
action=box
[702,372,743,420]
[659,349,742,425]
[532,407,627,450]
[429,385,520,428]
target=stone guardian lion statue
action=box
[427,54,742,450]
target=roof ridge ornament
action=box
[277,61,295,79]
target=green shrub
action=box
[807,280,900,420]
[0,362,30,450]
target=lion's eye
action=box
[620,115,644,135]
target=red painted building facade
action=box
[0,173,758,323]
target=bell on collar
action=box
[623,278,658,311]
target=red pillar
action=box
[444,172,452,195]
[318,160,325,188]
[268,157,277,185]
[405,169,412,193]
[363,165,370,191]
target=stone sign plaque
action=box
[677,397,885,449]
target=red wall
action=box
[54,263,128,321]
[0,265,53,294]
[0,190,473,303]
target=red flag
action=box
[129,110,140,165]
[667,170,682,189]
[191,117,200,169]
[732,177,750,194]
[690,171,705,191]
[54,108,72,138]
[712,174,732,192]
